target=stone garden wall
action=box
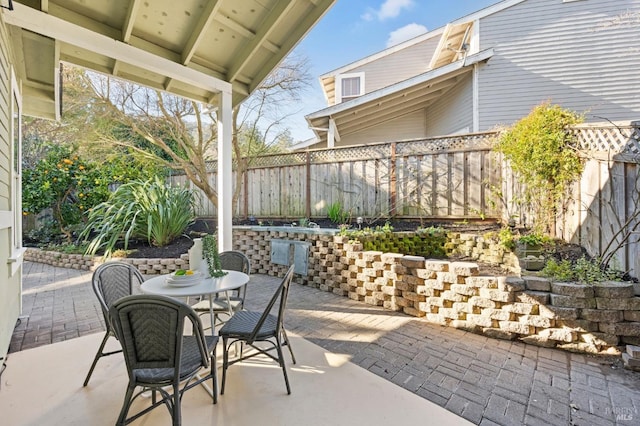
[25,227,639,355]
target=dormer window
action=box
[336,72,365,103]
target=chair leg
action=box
[275,336,291,395]
[281,329,296,364]
[211,350,218,404]
[221,336,229,395]
[116,383,136,425]
[172,383,181,426]
[83,331,111,386]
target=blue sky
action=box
[285,0,500,142]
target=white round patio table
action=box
[140,269,249,331]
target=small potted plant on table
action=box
[202,234,227,278]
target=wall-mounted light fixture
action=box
[0,0,13,11]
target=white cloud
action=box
[361,11,374,22]
[386,23,428,47]
[378,0,414,20]
[363,0,414,22]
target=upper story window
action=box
[336,72,365,103]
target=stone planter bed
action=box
[25,226,640,362]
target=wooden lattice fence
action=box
[171,132,502,221]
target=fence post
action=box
[306,151,311,219]
[390,142,397,217]
[243,157,249,219]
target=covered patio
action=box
[4,262,640,425]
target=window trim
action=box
[336,72,365,103]
[9,69,23,276]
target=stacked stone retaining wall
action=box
[25,227,638,354]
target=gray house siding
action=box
[426,74,474,136]
[348,35,441,95]
[478,0,640,129]
[339,110,427,146]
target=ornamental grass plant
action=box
[80,176,195,257]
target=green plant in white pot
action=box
[201,234,227,278]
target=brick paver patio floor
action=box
[10,261,640,425]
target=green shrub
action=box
[495,102,583,233]
[497,227,515,250]
[341,224,447,258]
[541,258,574,282]
[80,176,194,256]
[542,255,624,283]
[517,233,548,247]
[23,144,164,242]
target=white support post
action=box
[217,90,233,252]
[328,118,336,148]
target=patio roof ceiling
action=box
[306,48,494,145]
[5,0,335,120]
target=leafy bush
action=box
[495,102,583,233]
[517,233,548,247]
[340,223,447,258]
[80,177,195,256]
[541,258,574,282]
[23,144,164,241]
[498,227,516,250]
[22,145,103,232]
[496,227,551,251]
[542,256,624,283]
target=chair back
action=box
[219,251,250,299]
[247,265,295,344]
[109,295,209,379]
[219,251,250,274]
[92,262,145,326]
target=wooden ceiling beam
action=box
[181,0,222,65]
[226,0,294,82]
[121,0,142,43]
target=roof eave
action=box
[309,48,494,121]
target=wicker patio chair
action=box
[219,264,296,395]
[192,250,251,326]
[109,294,218,425]
[83,261,144,387]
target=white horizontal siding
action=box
[0,15,20,361]
[478,0,640,128]
[426,75,473,136]
[0,20,10,212]
[350,35,440,95]
[338,110,427,146]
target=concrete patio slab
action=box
[1,331,469,425]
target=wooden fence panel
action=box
[579,159,603,258]
[451,151,466,217]
[420,156,435,217]
[434,153,449,216]
[484,151,503,218]
[626,163,640,278]
[365,159,389,217]
[396,155,419,217]
[606,161,627,268]
[174,134,498,221]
